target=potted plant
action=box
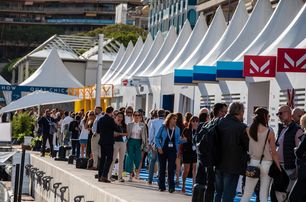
[12,112,36,147]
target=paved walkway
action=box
[31,153,191,202]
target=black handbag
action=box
[245,129,270,178]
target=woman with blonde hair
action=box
[155,113,187,193]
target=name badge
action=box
[168,142,174,148]
[192,145,196,151]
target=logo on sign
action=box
[122,79,129,86]
[277,48,306,72]
[243,55,276,77]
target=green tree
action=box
[12,112,36,142]
[0,58,20,82]
[79,24,147,47]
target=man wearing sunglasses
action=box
[275,105,304,197]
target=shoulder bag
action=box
[245,129,270,178]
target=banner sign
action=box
[277,48,306,72]
[192,65,217,83]
[174,69,195,85]
[0,84,68,101]
[216,61,244,80]
[243,55,276,77]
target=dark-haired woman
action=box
[108,112,127,182]
[181,116,199,193]
[155,113,187,193]
[241,108,281,202]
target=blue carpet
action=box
[138,169,258,202]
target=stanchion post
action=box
[18,148,26,202]
[13,164,20,202]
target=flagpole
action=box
[95,34,104,107]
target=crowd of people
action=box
[27,102,306,201]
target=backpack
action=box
[195,118,220,167]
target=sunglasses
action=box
[126,111,133,114]
[89,113,94,116]
[276,111,288,116]
[134,114,141,117]
[192,120,199,123]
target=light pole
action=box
[95,34,104,107]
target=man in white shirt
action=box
[61,111,74,145]
[125,106,134,124]
[148,109,165,184]
[91,106,103,169]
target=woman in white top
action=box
[241,108,281,202]
[125,111,148,181]
[79,111,89,158]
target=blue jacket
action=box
[154,124,185,153]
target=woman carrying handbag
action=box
[241,108,281,202]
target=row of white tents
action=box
[1,0,305,130]
[103,0,306,129]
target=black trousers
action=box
[158,149,176,190]
[41,133,54,156]
[289,179,306,202]
[71,140,80,158]
[98,144,114,178]
[195,159,215,202]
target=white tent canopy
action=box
[103,42,134,84]
[0,75,10,85]
[235,0,304,61]
[197,0,248,66]
[109,37,144,83]
[149,20,192,77]
[100,44,125,84]
[20,48,83,88]
[216,0,273,63]
[262,3,306,55]
[30,49,79,60]
[113,33,154,85]
[127,31,164,79]
[0,91,80,114]
[296,37,306,48]
[137,26,177,77]
[161,14,208,75]
[177,6,227,70]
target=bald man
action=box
[275,105,304,197]
[292,108,305,125]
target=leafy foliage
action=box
[12,112,36,142]
[0,57,20,82]
[79,24,147,47]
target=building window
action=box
[188,0,197,6]
[187,9,196,26]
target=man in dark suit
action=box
[97,106,120,183]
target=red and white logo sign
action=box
[122,79,129,86]
[243,55,276,77]
[277,48,306,72]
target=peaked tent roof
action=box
[20,48,83,88]
[149,20,192,77]
[101,44,125,84]
[216,0,273,63]
[103,41,134,84]
[177,6,227,70]
[127,31,164,78]
[137,26,177,76]
[113,34,154,85]
[197,0,248,66]
[0,75,10,85]
[262,3,306,55]
[161,14,208,75]
[235,0,304,61]
[0,91,80,114]
[296,37,306,48]
[109,37,144,83]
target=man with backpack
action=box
[192,103,227,202]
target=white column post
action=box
[25,61,29,79]
[95,34,104,107]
